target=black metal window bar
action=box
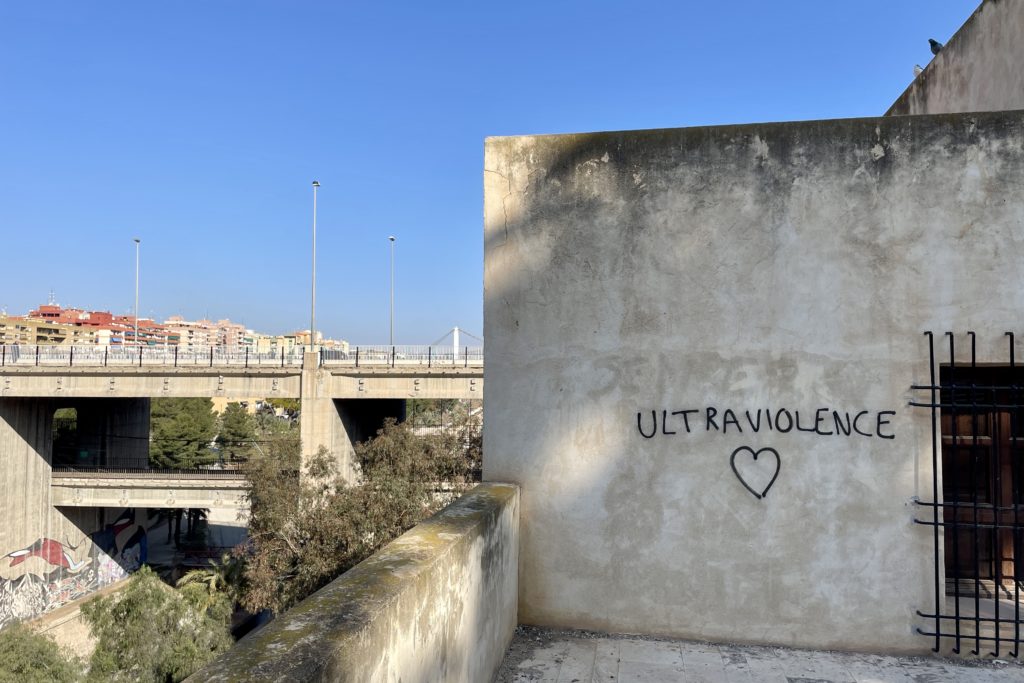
[912,331,1024,657]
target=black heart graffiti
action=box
[729,446,781,500]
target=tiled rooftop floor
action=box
[494,626,1024,683]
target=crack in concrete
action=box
[485,168,514,245]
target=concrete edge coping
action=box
[187,481,519,682]
[28,576,131,632]
[50,479,248,489]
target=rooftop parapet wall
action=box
[187,483,519,682]
[887,0,1024,116]
[484,111,1024,653]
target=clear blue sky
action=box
[0,1,976,344]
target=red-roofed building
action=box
[22,304,177,346]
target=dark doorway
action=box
[939,365,1024,597]
[914,332,1024,656]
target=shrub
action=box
[0,622,82,683]
[81,566,231,683]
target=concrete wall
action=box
[188,483,520,682]
[887,0,1024,116]
[28,578,129,659]
[484,111,1024,652]
[0,398,156,626]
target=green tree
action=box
[175,552,245,625]
[53,407,78,420]
[0,623,82,683]
[356,416,477,485]
[407,398,456,427]
[239,416,478,615]
[264,398,299,415]
[217,402,255,463]
[81,566,232,683]
[150,398,217,469]
[252,399,300,446]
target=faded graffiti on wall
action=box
[0,509,151,627]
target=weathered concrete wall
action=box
[484,111,1024,653]
[188,483,519,682]
[887,0,1024,116]
[28,578,129,659]
[0,398,160,626]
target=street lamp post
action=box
[389,235,396,346]
[133,238,141,347]
[311,180,320,352]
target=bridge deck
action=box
[50,468,249,510]
[0,363,482,399]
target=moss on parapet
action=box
[186,482,519,682]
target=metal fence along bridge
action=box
[0,343,483,368]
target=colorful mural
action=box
[0,509,153,627]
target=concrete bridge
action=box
[50,468,248,512]
[0,344,482,400]
[1,346,483,480]
[0,345,483,630]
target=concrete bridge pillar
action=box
[0,398,56,556]
[0,397,155,628]
[299,353,405,483]
[0,399,106,626]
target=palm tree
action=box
[176,552,244,621]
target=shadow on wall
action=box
[482,122,942,641]
[0,508,154,627]
[483,121,943,489]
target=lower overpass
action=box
[50,468,249,512]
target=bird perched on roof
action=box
[914,64,924,77]
[929,39,943,55]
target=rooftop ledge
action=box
[187,482,520,682]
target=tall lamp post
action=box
[311,180,320,352]
[133,238,141,347]
[389,235,396,346]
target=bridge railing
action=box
[0,344,484,368]
[51,466,251,480]
[322,345,484,367]
[0,344,304,368]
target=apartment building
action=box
[0,314,97,345]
